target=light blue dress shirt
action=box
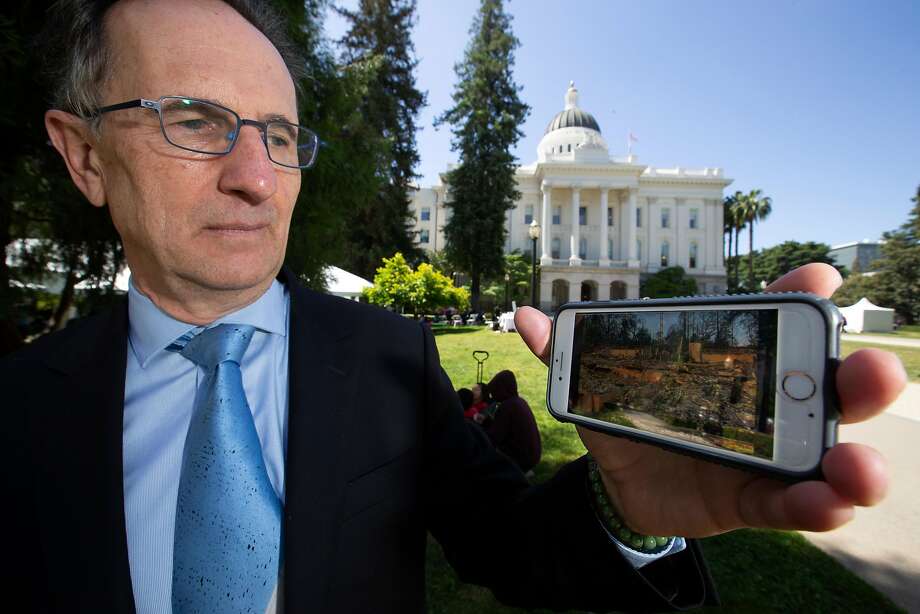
[122,279,289,614]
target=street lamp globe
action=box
[528,219,541,241]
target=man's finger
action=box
[515,306,552,364]
[739,478,854,532]
[836,348,907,424]
[821,442,888,506]
[763,262,843,298]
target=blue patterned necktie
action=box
[171,324,282,614]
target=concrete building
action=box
[410,83,730,310]
[828,240,883,274]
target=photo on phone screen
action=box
[569,309,779,459]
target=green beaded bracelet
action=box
[587,458,674,554]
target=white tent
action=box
[325,265,372,301]
[839,297,895,333]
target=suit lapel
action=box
[42,302,136,612]
[280,270,358,611]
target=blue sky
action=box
[325,0,919,252]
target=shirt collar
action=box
[128,277,288,368]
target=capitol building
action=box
[409,83,730,310]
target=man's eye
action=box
[174,118,214,132]
[268,134,291,148]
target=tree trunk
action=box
[726,229,733,288]
[49,266,78,332]
[470,265,481,313]
[748,222,755,290]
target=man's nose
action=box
[216,124,277,204]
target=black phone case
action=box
[545,292,844,481]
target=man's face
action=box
[94,0,301,299]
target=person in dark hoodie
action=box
[482,370,542,473]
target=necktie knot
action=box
[179,323,255,369]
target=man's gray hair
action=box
[40,0,306,120]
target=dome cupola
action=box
[537,82,609,163]
[544,82,601,134]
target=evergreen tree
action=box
[434,0,529,311]
[274,0,388,288]
[871,186,920,323]
[749,241,845,286]
[336,0,426,280]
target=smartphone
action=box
[546,293,843,480]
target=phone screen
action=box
[569,308,779,460]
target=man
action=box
[1,0,906,612]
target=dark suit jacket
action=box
[1,269,717,612]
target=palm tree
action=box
[739,189,773,289]
[723,195,735,274]
[723,191,746,291]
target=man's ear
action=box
[44,110,108,208]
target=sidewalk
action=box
[842,333,920,349]
[802,383,920,612]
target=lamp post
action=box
[528,220,541,308]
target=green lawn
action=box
[842,341,920,383]
[868,324,920,339]
[427,327,901,613]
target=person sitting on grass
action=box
[478,370,542,474]
[464,381,491,420]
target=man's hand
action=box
[514,263,907,538]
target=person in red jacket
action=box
[481,370,542,473]
[464,381,490,420]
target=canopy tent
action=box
[838,297,895,333]
[325,266,372,301]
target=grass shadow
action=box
[433,326,488,336]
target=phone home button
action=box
[782,371,816,401]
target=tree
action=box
[2,4,124,335]
[640,267,698,299]
[832,272,890,310]
[275,0,390,289]
[480,251,531,311]
[750,241,845,286]
[336,0,426,280]
[869,185,920,323]
[723,191,746,291]
[737,189,772,290]
[434,0,529,311]
[362,252,468,315]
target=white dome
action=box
[537,82,609,163]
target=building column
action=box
[539,278,553,311]
[627,188,639,267]
[569,187,582,265]
[599,189,610,267]
[540,184,552,265]
[568,278,582,302]
[714,199,725,269]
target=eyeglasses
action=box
[93,96,319,169]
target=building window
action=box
[636,207,642,228]
[551,237,561,259]
[689,208,699,229]
[608,239,613,260]
[567,144,572,152]
[579,237,587,259]
[607,207,614,227]
[552,206,561,225]
[579,206,587,226]
[524,204,534,225]
[636,239,642,261]
[419,229,430,244]
[660,241,670,267]
[661,208,670,229]
[420,207,430,221]
[689,242,698,269]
